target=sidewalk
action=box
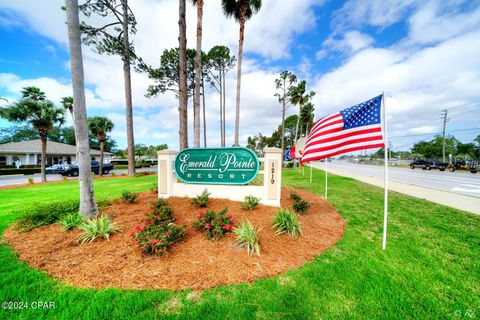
[316,165,480,215]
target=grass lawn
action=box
[0,170,479,319]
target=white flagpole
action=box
[309,161,312,183]
[325,158,328,200]
[382,92,389,250]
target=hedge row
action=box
[0,164,41,169]
[0,168,41,176]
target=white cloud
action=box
[408,126,438,135]
[317,31,375,58]
[406,1,480,45]
[332,0,417,30]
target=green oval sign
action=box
[174,147,259,185]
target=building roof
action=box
[0,139,111,156]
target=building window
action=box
[0,156,6,166]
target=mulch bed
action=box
[4,187,345,290]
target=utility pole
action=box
[441,109,449,163]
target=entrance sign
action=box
[174,147,260,185]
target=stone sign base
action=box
[158,148,282,207]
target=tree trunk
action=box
[65,0,99,218]
[234,10,246,146]
[178,0,188,150]
[294,104,301,144]
[280,96,286,154]
[219,69,223,147]
[222,68,226,146]
[40,135,47,182]
[193,0,203,148]
[99,140,104,176]
[122,0,136,176]
[201,74,207,147]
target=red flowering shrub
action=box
[191,207,236,240]
[131,202,186,256]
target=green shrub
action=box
[77,215,120,245]
[27,178,34,184]
[111,172,116,177]
[15,200,80,232]
[134,171,151,177]
[272,209,302,238]
[131,204,186,256]
[191,189,210,208]
[151,182,158,193]
[234,220,262,255]
[191,207,236,240]
[0,168,41,176]
[293,199,311,215]
[241,195,260,211]
[290,190,301,202]
[114,164,128,170]
[96,199,113,209]
[289,190,311,215]
[150,198,167,209]
[121,190,137,203]
[61,212,83,231]
[284,161,294,168]
[148,205,174,225]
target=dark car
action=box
[449,159,478,173]
[46,161,113,176]
[410,159,447,171]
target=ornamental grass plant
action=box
[234,219,262,255]
[272,209,302,238]
[77,215,120,245]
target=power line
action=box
[389,127,480,139]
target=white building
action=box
[0,139,112,166]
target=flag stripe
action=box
[310,113,341,132]
[302,143,385,161]
[304,133,384,153]
[305,126,382,149]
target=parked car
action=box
[46,161,113,176]
[409,159,448,171]
[449,159,478,173]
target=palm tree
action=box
[65,0,99,218]
[178,0,188,149]
[300,101,315,135]
[21,86,45,101]
[61,96,74,121]
[192,0,204,147]
[222,0,262,146]
[0,87,64,182]
[289,80,315,145]
[88,116,114,176]
[274,71,297,154]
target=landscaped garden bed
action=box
[3,187,345,290]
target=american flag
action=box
[301,94,385,164]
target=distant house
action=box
[0,139,112,166]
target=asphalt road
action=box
[0,166,158,187]
[318,161,480,198]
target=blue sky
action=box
[1,0,479,152]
